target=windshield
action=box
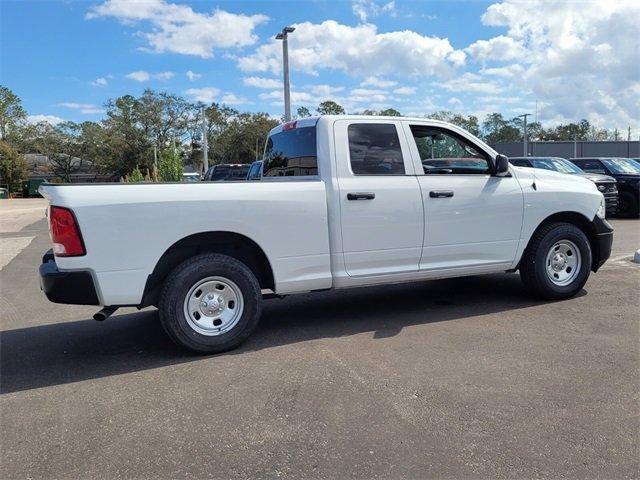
[601,158,640,174]
[531,158,584,174]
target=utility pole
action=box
[153,145,158,180]
[201,105,209,172]
[276,26,295,122]
[518,113,532,156]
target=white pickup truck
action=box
[39,116,613,353]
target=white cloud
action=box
[125,70,174,82]
[448,97,464,109]
[154,71,174,80]
[480,64,524,78]
[260,90,315,105]
[307,84,345,97]
[91,77,108,87]
[352,0,397,23]
[476,0,640,129]
[125,70,150,82]
[220,93,250,105]
[27,114,65,125]
[185,87,220,103]
[57,102,104,114]
[87,0,268,58]
[243,76,282,89]
[465,35,524,62]
[186,70,201,81]
[349,88,389,103]
[394,86,416,95]
[439,72,502,94]
[361,76,397,88]
[237,20,465,78]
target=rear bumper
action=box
[39,249,100,305]
[591,216,613,272]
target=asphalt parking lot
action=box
[1,199,639,479]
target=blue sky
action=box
[2,0,638,134]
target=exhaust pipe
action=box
[93,306,118,322]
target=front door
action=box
[334,120,424,277]
[402,122,524,271]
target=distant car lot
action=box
[0,198,638,478]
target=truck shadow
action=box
[0,273,583,394]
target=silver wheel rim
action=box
[545,240,581,286]
[183,276,244,336]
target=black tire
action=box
[520,222,592,300]
[159,253,262,354]
[617,191,639,218]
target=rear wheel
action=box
[159,253,262,354]
[520,222,592,300]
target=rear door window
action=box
[263,126,317,177]
[347,124,405,175]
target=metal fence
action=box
[490,141,639,159]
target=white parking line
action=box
[0,236,35,271]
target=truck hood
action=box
[575,172,616,183]
[511,166,599,193]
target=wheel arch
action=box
[140,231,275,308]
[519,211,603,272]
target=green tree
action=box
[158,149,183,182]
[126,166,145,182]
[541,119,593,141]
[378,108,402,117]
[481,113,522,143]
[317,100,345,115]
[429,111,480,137]
[214,112,279,163]
[296,106,312,118]
[0,86,27,143]
[0,140,28,193]
[100,95,151,176]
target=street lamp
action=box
[275,26,295,122]
[518,113,532,156]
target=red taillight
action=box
[50,206,86,257]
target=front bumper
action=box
[591,216,613,272]
[39,249,100,305]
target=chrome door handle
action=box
[429,190,454,198]
[347,192,376,200]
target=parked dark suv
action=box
[569,158,640,217]
[510,157,619,216]
[203,164,250,182]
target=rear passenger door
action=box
[334,120,424,277]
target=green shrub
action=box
[158,149,183,182]
[127,166,144,182]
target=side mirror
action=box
[495,154,510,175]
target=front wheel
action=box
[159,253,262,354]
[520,222,592,300]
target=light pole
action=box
[275,26,295,122]
[518,113,532,156]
